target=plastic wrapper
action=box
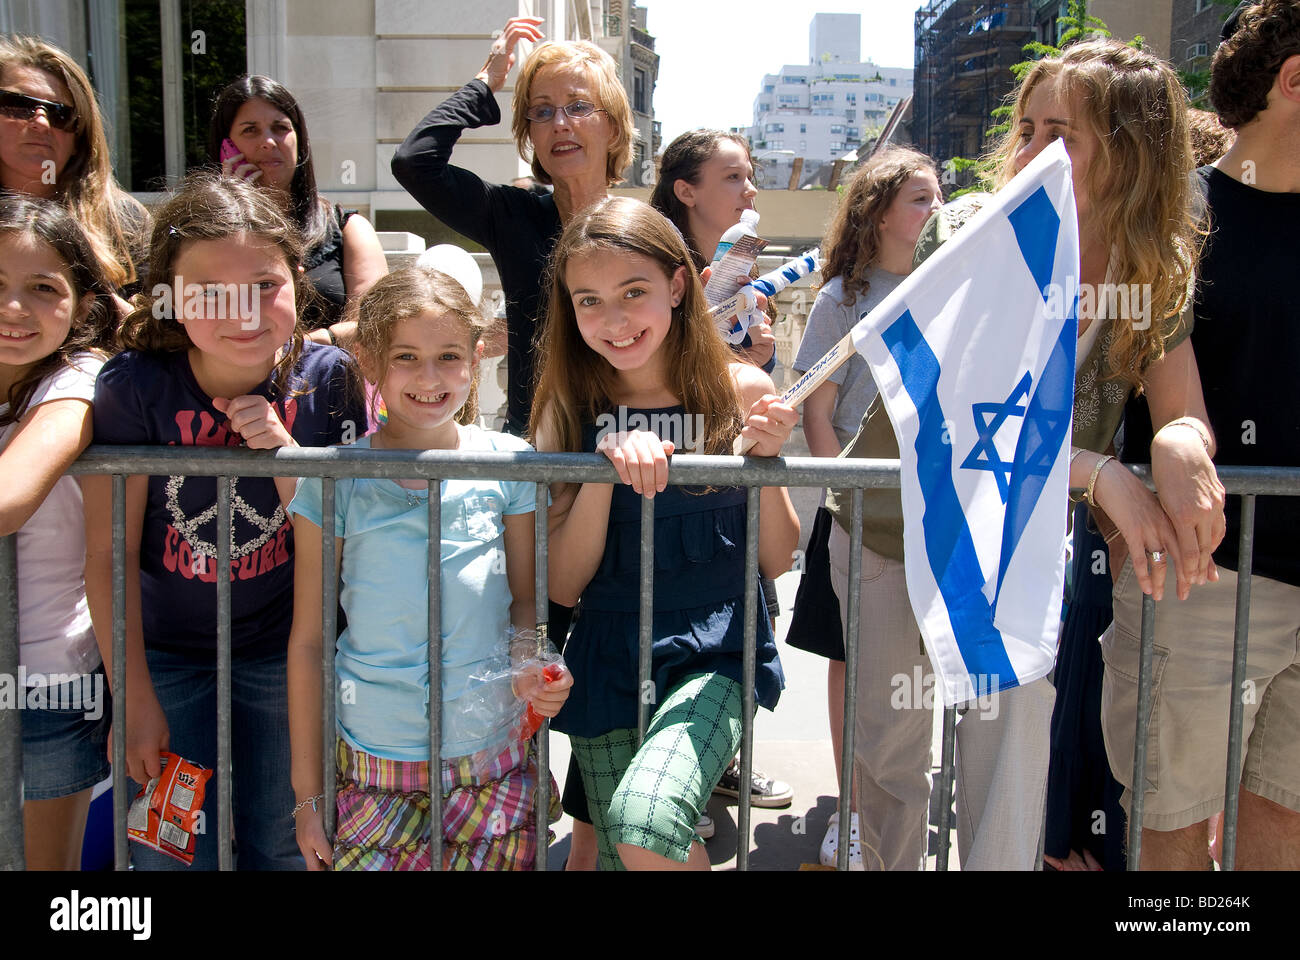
[127,752,212,866]
[458,627,568,750]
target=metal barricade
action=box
[0,449,1296,872]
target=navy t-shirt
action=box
[93,343,364,657]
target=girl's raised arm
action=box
[285,511,339,870]
[0,397,93,536]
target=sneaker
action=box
[820,812,864,870]
[713,761,794,808]
[696,813,715,840]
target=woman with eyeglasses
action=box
[209,76,388,346]
[0,35,148,303]
[391,15,637,439]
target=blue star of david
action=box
[960,371,1033,503]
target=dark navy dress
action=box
[552,407,785,740]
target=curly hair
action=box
[819,146,938,304]
[119,172,312,397]
[986,39,1202,392]
[1210,0,1300,128]
[1187,107,1235,165]
[353,266,495,427]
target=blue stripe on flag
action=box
[993,310,1077,608]
[1006,186,1060,303]
[882,309,1019,690]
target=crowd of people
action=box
[4,0,1297,872]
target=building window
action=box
[763,84,775,93]
[799,123,806,133]
[779,94,801,104]
[759,103,771,112]
[830,124,844,134]
[845,109,856,122]
[889,78,897,86]
[845,93,856,104]
[634,68,648,113]
[799,140,806,150]
[829,142,843,152]
[766,122,784,133]
[769,140,783,149]
[1187,41,1209,59]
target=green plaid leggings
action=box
[568,672,743,869]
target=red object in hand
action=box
[519,663,566,740]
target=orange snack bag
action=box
[127,751,212,865]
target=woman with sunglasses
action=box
[0,35,148,301]
[210,76,388,346]
[391,15,636,439]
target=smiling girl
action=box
[532,197,799,871]
[0,195,116,869]
[286,265,569,870]
[83,173,365,870]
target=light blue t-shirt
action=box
[288,428,537,761]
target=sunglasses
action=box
[0,90,76,131]
[524,100,606,124]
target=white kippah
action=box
[415,244,483,306]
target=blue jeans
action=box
[129,645,302,871]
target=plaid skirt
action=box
[333,737,561,871]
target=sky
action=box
[642,0,921,146]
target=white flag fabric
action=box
[850,139,1079,707]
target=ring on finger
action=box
[1147,549,1165,563]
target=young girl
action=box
[788,146,942,868]
[532,197,799,871]
[83,172,365,871]
[650,129,775,371]
[0,195,116,869]
[286,265,570,871]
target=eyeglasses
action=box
[0,90,76,131]
[524,100,606,124]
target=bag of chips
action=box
[127,751,212,865]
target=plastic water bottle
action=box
[704,209,761,306]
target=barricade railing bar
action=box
[0,447,1296,872]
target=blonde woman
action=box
[827,39,1224,869]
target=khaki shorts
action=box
[1100,559,1300,831]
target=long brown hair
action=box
[119,172,310,397]
[0,195,115,426]
[821,146,938,303]
[987,39,1201,389]
[353,266,494,427]
[0,34,146,289]
[530,197,741,456]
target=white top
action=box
[0,354,104,681]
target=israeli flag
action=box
[851,140,1079,707]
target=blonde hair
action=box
[0,34,146,289]
[986,39,1201,390]
[510,40,636,187]
[354,267,493,427]
[530,197,741,457]
[821,146,937,303]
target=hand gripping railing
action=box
[0,449,1296,872]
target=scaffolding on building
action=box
[914,0,1035,165]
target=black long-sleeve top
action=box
[391,79,562,435]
